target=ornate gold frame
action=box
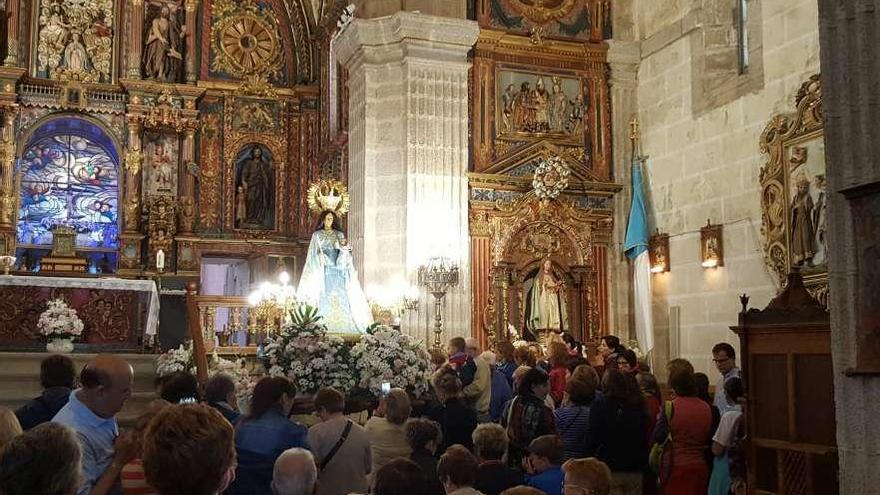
[759,74,827,304]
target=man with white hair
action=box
[272,448,317,495]
[463,337,492,423]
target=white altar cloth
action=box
[0,275,160,336]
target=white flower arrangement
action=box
[155,342,255,407]
[532,155,571,200]
[350,324,432,397]
[37,298,84,340]
[262,305,357,394]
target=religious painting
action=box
[496,69,585,142]
[17,117,119,250]
[143,0,186,83]
[143,132,179,197]
[760,75,827,303]
[232,98,280,133]
[34,0,115,83]
[523,259,568,336]
[234,143,275,230]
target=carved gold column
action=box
[185,0,198,83]
[178,126,196,234]
[118,116,145,273]
[0,109,17,231]
[3,0,19,66]
[128,0,145,78]
[123,117,143,232]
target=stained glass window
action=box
[17,119,119,250]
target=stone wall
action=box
[621,0,820,376]
[818,0,880,491]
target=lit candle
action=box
[156,249,165,271]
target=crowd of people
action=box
[0,336,745,495]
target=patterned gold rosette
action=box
[307,179,350,217]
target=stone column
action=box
[817,0,880,490]
[128,0,145,78]
[185,0,198,83]
[335,12,479,342]
[3,0,19,66]
[178,127,196,234]
[606,40,640,340]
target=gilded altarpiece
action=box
[469,148,619,347]
[470,4,616,347]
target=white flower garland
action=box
[532,155,571,200]
[37,298,84,339]
[155,342,254,407]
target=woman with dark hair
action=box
[595,335,626,376]
[554,378,596,460]
[708,377,745,495]
[653,367,713,495]
[585,369,647,495]
[158,371,200,404]
[227,376,309,495]
[297,209,372,333]
[561,332,583,357]
[694,372,721,434]
[500,367,556,467]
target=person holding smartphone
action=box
[366,387,412,475]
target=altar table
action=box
[0,275,159,350]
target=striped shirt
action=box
[554,405,591,460]
[121,459,158,495]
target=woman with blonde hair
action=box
[366,388,413,474]
[0,407,22,453]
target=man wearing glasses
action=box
[711,342,742,415]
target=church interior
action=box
[0,0,877,493]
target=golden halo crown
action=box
[307,179,350,216]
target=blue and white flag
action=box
[624,155,654,353]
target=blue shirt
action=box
[527,466,564,495]
[497,360,517,386]
[490,368,513,422]
[227,407,310,495]
[52,389,120,495]
[554,405,591,460]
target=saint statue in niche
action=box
[235,144,274,229]
[297,210,372,333]
[790,171,816,265]
[143,0,185,82]
[525,259,568,334]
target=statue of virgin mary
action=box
[526,259,568,334]
[297,210,372,332]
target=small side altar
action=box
[0,275,159,350]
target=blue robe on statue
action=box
[297,228,372,333]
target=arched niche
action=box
[15,114,121,271]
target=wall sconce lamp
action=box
[700,219,724,268]
[649,229,670,273]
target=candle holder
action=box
[0,255,15,275]
[418,257,459,350]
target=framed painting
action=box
[143,132,179,197]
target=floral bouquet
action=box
[37,298,84,340]
[155,343,195,376]
[350,324,433,398]
[262,305,356,394]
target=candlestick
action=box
[156,249,165,272]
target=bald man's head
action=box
[79,355,133,419]
[272,448,316,495]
